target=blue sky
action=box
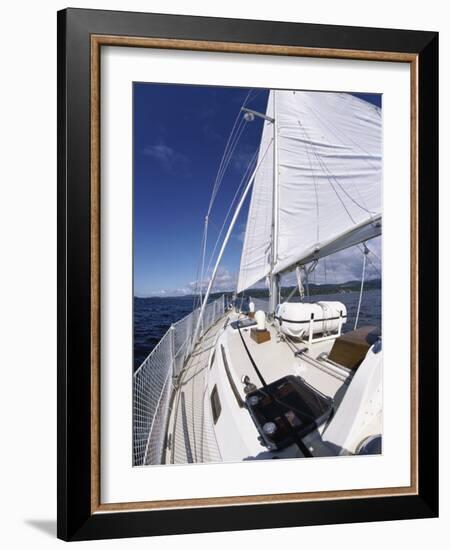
[133,83,381,297]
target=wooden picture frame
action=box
[57,7,438,541]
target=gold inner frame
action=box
[90,35,419,514]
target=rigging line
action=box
[197,215,215,311]
[197,136,273,315]
[295,119,358,226]
[214,116,246,186]
[297,113,377,219]
[297,120,320,241]
[204,146,261,279]
[206,156,257,278]
[314,147,376,219]
[304,267,310,299]
[365,243,381,263]
[282,283,298,304]
[356,243,381,278]
[208,120,249,217]
[199,216,209,311]
[198,91,252,309]
[242,87,254,108]
[246,88,265,104]
[208,102,253,214]
[302,100,379,218]
[206,89,252,215]
[196,124,246,314]
[208,87,254,209]
[354,244,368,330]
[329,254,337,285]
[310,144,379,241]
[240,109,278,286]
[326,163,377,218]
[366,252,382,278]
[308,261,318,299]
[216,119,248,186]
[207,118,242,213]
[208,117,247,213]
[320,164,357,223]
[240,154,263,278]
[236,321,267,387]
[206,218,224,235]
[304,97,381,171]
[192,225,208,311]
[210,219,255,249]
[236,322,313,458]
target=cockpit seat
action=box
[328,326,380,370]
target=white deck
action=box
[165,317,227,464]
[225,315,346,401]
[164,311,360,464]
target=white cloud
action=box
[232,149,255,173]
[234,222,247,244]
[142,143,190,173]
[142,238,381,298]
[189,267,237,294]
[280,237,381,286]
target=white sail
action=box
[237,98,274,293]
[237,90,382,293]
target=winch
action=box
[245,375,334,451]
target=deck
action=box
[165,315,227,464]
[164,311,348,464]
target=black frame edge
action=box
[57,8,439,541]
[417,33,439,517]
[63,7,437,52]
[58,7,94,540]
[71,495,437,542]
[57,8,68,542]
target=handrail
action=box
[133,294,226,465]
[134,295,224,377]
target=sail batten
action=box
[237,90,382,293]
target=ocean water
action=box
[134,289,381,371]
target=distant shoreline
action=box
[135,278,381,300]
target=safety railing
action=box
[133,294,226,466]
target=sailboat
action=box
[133,89,382,466]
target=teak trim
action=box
[90,34,419,514]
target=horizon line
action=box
[134,277,382,299]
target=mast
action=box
[191,140,273,349]
[269,91,279,314]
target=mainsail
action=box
[237,90,382,293]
